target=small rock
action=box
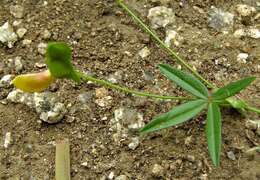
[128,137,139,150]
[234,28,260,39]
[95,87,109,99]
[35,62,46,69]
[13,20,22,27]
[22,39,32,46]
[236,4,256,17]
[186,155,196,162]
[245,120,260,130]
[208,7,234,32]
[237,53,249,63]
[147,6,175,29]
[138,47,151,59]
[115,175,128,180]
[81,162,88,167]
[0,22,18,48]
[8,56,23,72]
[227,151,236,160]
[40,102,66,123]
[42,29,51,39]
[7,90,67,124]
[165,29,183,47]
[0,74,13,88]
[10,5,24,18]
[4,132,12,148]
[37,42,47,55]
[95,96,113,107]
[108,171,115,180]
[151,164,164,177]
[16,28,27,38]
[114,108,144,130]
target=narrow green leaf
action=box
[206,103,221,166]
[140,99,207,134]
[45,42,80,82]
[159,64,209,99]
[212,77,256,100]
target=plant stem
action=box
[245,105,260,114]
[116,0,214,89]
[55,139,70,180]
[77,71,193,100]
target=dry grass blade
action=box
[55,139,71,180]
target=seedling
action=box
[13,42,258,166]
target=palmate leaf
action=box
[45,42,80,82]
[212,77,256,100]
[206,102,221,166]
[140,99,207,134]
[159,64,209,99]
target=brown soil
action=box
[0,0,260,179]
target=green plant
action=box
[13,42,257,166]
[140,64,255,166]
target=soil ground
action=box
[0,0,260,179]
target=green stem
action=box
[245,106,260,114]
[116,0,214,89]
[77,71,193,100]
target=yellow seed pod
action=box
[12,70,55,92]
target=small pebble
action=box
[128,137,139,150]
[37,42,47,55]
[108,171,115,180]
[16,28,27,38]
[42,29,51,39]
[138,47,150,59]
[147,6,175,29]
[208,7,234,32]
[152,164,164,177]
[0,74,13,88]
[227,151,236,160]
[0,22,18,48]
[4,132,12,148]
[237,53,249,63]
[22,39,32,46]
[236,4,256,17]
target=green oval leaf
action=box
[45,42,80,82]
[140,99,207,134]
[159,64,209,99]
[212,77,256,100]
[206,102,221,166]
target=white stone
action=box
[37,42,47,55]
[0,74,13,88]
[138,47,151,58]
[128,137,139,150]
[152,164,164,177]
[16,28,27,38]
[208,7,234,32]
[147,6,175,29]
[165,29,183,47]
[42,29,51,39]
[0,22,18,48]
[234,28,260,39]
[13,20,22,27]
[108,172,115,180]
[4,132,12,148]
[7,90,67,124]
[22,39,32,46]
[236,4,256,17]
[10,5,24,18]
[81,162,88,167]
[237,53,249,63]
[14,56,23,71]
